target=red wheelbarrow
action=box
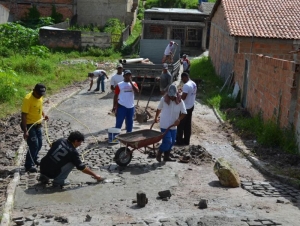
[114,123,174,166]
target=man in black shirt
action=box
[40,131,105,186]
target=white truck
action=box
[122,39,181,88]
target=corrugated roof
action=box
[145,8,206,15]
[210,0,300,39]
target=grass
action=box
[0,52,115,118]
[190,56,298,154]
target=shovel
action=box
[136,83,156,123]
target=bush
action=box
[0,68,20,103]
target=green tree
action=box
[51,5,63,24]
[25,5,40,21]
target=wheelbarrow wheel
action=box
[114,147,132,166]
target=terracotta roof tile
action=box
[220,0,300,39]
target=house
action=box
[0,0,139,27]
[77,0,139,27]
[0,4,12,24]
[142,1,215,56]
[209,0,300,151]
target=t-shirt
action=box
[40,138,86,178]
[115,81,138,108]
[89,70,106,81]
[110,72,124,87]
[164,42,176,55]
[182,80,197,109]
[182,58,190,71]
[21,92,43,124]
[160,71,172,92]
[157,97,187,130]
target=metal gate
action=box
[172,26,202,47]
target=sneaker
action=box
[94,89,100,91]
[52,180,70,187]
[34,160,40,166]
[38,174,49,184]
[26,167,38,173]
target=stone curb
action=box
[213,107,300,190]
[0,88,83,226]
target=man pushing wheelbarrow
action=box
[113,85,187,166]
[154,84,187,162]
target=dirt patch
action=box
[173,145,214,165]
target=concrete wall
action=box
[0,0,76,21]
[77,0,136,27]
[81,31,111,49]
[0,4,11,24]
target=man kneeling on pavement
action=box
[39,131,105,186]
[154,85,187,162]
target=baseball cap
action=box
[116,64,123,69]
[168,84,177,97]
[163,63,168,69]
[124,70,132,75]
[34,83,46,96]
[183,54,187,57]
[170,41,174,45]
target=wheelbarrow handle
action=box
[150,122,175,135]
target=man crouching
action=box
[39,131,105,186]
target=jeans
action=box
[53,162,75,185]
[176,106,194,145]
[159,128,176,152]
[115,104,134,133]
[25,125,43,169]
[96,76,105,91]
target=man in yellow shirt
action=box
[21,84,48,173]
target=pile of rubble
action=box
[172,145,214,165]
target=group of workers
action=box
[20,40,196,187]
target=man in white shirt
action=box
[87,69,108,92]
[154,85,187,162]
[112,70,139,133]
[110,64,124,91]
[181,54,190,73]
[176,72,197,145]
[162,41,178,64]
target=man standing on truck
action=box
[110,64,124,91]
[156,63,172,95]
[112,70,139,133]
[162,41,178,64]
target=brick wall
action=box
[0,0,75,21]
[209,5,235,80]
[234,53,299,129]
[238,37,296,61]
[39,28,81,49]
